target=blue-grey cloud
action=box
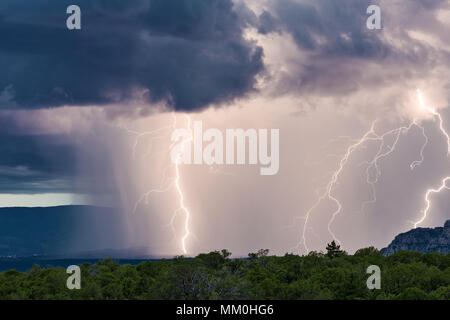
[255,0,388,56]
[0,0,263,111]
[0,133,77,193]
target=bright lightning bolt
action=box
[415,177,450,228]
[414,90,450,228]
[295,89,450,254]
[174,115,193,254]
[299,121,380,253]
[416,90,450,156]
[127,113,194,255]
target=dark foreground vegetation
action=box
[0,242,449,300]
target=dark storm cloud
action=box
[0,132,78,193]
[0,106,125,194]
[0,0,263,111]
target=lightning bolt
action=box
[410,124,428,170]
[359,122,420,216]
[415,177,450,228]
[174,115,193,254]
[126,113,194,255]
[414,90,450,228]
[296,89,450,254]
[416,90,450,156]
[299,121,379,253]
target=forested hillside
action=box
[0,244,449,300]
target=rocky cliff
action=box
[381,220,450,255]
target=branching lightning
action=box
[410,124,428,170]
[174,115,193,254]
[359,122,419,216]
[125,114,235,255]
[126,113,194,255]
[295,89,450,254]
[415,177,450,229]
[299,122,379,252]
[122,89,449,256]
[414,90,450,229]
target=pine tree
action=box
[326,240,346,258]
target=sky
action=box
[0,193,88,207]
[0,0,450,256]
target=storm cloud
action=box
[246,0,450,102]
[0,1,450,255]
[0,0,263,111]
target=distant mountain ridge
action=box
[381,220,450,255]
[0,206,125,257]
[1,206,449,259]
[51,246,171,259]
